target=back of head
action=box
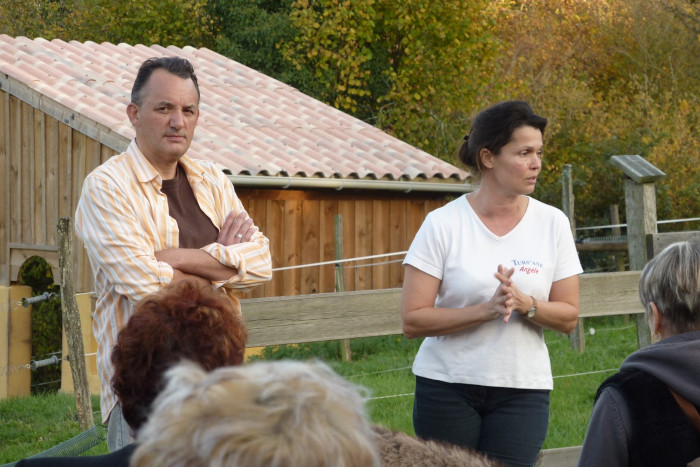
[639,240,700,335]
[131,359,381,467]
[111,280,247,431]
[373,425,498,467]
[458,100,547,176]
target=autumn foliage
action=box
[1,0,697,229]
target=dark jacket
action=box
[578,330,700,467]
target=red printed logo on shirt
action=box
[511,259,542,275]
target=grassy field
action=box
[0,315,638,463]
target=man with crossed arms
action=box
[75,56,272,451]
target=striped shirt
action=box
[75,140,272,422]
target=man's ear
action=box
[126,102,140,127]
[480,148,494,169]
[650,302,663,335]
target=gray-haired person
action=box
[578,240,700,467]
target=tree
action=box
[0,0,73,38]
[491,0,699,229]
[281,0,506,161]
[2,0,697,232]
[0,0,216,48]
[206,0,325,98]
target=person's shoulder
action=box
[528,197,572,227]
[427,195,468,219]
[528,197,566,217]
[85,152,131,182]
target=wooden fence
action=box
[235,230,699,467]
[239,271,643,347]
[237,270,643,467]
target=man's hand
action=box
[218,210,258,246]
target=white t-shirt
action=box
[403,195,582,390]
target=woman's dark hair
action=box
[131,56,200,106]
[458,101,547,174]
[111,280,247,431]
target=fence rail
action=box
[239,271,644,348]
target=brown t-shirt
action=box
[160,164,219,248]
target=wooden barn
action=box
[0,35,473,300]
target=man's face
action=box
[127,68,199,174]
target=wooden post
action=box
[610,156,666,349]
[609,205,629,325]
[626,180,657,348]
[0,285,32,399]
[57,217,94,430]
[60,292,101,396]
[625,180,659,270]
[609,205,626,272]
[335,215,351,361]
[561,164,576,234]
[562,165,585,352]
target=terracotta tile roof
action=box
[0,35,470,184]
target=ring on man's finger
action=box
[235,233,243,239]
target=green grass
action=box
[0,394,106,463]
[0,316,638,463]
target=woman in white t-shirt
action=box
[401,101,582,467]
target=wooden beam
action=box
[241,271,644,347]
[578,271,642,318]
[33,108,46,245]
[575,241,627,252]
[646,231,700,259]
[536,446,582,467]
[0,91,9,284]
[241,288,403,347]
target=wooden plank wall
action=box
[237,188,449,298]
[0,88,9,284]
[1,92,118,288]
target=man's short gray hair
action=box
[131,56,200,106]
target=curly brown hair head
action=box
[111,279,248,431]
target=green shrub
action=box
[19,256,62,394]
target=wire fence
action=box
[574,216,700,231]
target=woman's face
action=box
[485,125,543,196]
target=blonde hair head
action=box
[131,359,380,467]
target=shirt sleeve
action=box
[199,168,272,291]
[577,387,630,467]
[402,212,446,280]
[553,210,583,282]
[74,172,174,303]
